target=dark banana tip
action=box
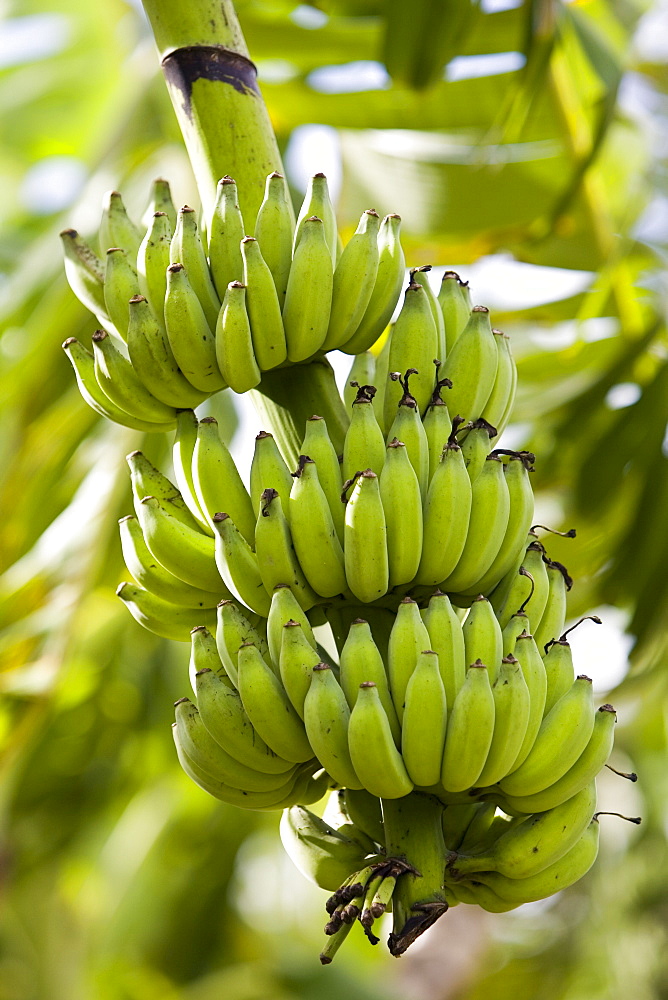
[174,696,190,707]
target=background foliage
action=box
[1,0,666,996]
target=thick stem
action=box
[251,359,349,468]
[381,792,450,957]
[141,0,283,224]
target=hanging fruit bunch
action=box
[60,170,638,963]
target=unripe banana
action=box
[193,416,255,542]
[212,512,271,616]
[170,205,220,329]
[457,801,499,855]
[189,623,228,693]
[441,455,510,594]
[322,209,381,352]
[280,805,375,891]
[266,584,316,671]
[208,176,245,299]
[501,611,530,657]
[250,431,294,518]
[416,425,472,586]
[294,172,339,266]
[127,449,200,530]
[447,881,517,913]
[401,650,448,787]
[215,281,261,393]
[476,655,531,787]
[460,419,496,483]
[461,598,502,685]
[533,559,571,653]
[422,381,453,483]
[340,213,405,356]
[137,211,171,329]
[237,642,314,762]
[255,490,318,611]
[500,675,596,796]
[195,666,294,773]
[304,663,363,788]
[342,387,386,483]
[380,439,423,587]
[104,248,140,340]
[509,630,548,771]
[438,271,470,355]
[492,542,549,630]
[62,337,173,432]
[117,581,216,640]
[385,372,430,497]
[60,228,108,319]
[137,495,226,593]
[497,333,518,432]
[343,354,376,411]
[99,190,142,258]
[342,788,385,846]
[442,803,481,853]
[283,216,333,362]
[339,619,400,744]
[119,515,219,609]
[422,591,466,709]
[441,305,498,423]
[441,662,495,793]
[542,638,576,716]
[216,599,269,687]
[91,329,177,425]
[449,781,597,879]
[279,619,322,716]
[164,263,225,392]
[127,294,209,409]
[242,235,287,370]
[481,331,516,432]
[384,282,439,422]
[172,410,210,531]
[348,682,413,799]
[144,177,176,231]
[372,332,391,432]
[302,415,345,544]
[254,171,294,307]
[388,597,431,722]
[289,457,347,598]
[501,705,616,814]
[412,266,446,363]
[344,470,389,604]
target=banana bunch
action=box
[60,173,407,427]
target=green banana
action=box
[342,788,385,846]
[215,281,261,393]
[385,371,430,497]
[302,415,345,544]
[422,591,466,709]
[344,470,389,604]
[60,228,108,319]
[126,294,210,409]
[266,584,316,672]
[192,416,255,542]
[501,705,616,814]
[137,211,172,329]
[339,618,400,744]
[163,262,225,392]
[387,597,431,722]
[457,801,499,854]
[99,189,142,258]
[118,514,219,608]
[127,449,200,530]
[343,354,375,412]
[542,637,576,716]
[500,675,595,796]
[189,623,228,693]
[289,457,347,598]
[294,173,339,266]
[342,386,386,483]
[322,209,380,352]
[194,666,294,774]
[440,455,510,594]
[212,512,271,617]
[104,247,140,340]
[143,177,176,230]
[497,332,518,431]
[136,495,225,593]
[279,805,377,891]
[279,619,322,715]
[215,599,269,688]
[91,329,177,425]
[438,271,471,355]
[476,655,531,787]
[441,803,481,853]
[170,205,220,330]
[255,490,318,611]
[412,266,446,363]
[339,213,405,356]
[283,216,333,362]
[422,378,453,483]
[347,682,413,798]
[241,235,287,370]
[462,596,503,684]
[237,642,314,762]
[509,630,548,771]
[372,331,392,432]
[116,581,216,641]
[384,282,439,422]
[492,541,549,630]
[441,661,495,793]
[250,431,294,518]
[481,331,516,433]
[304,663,363,788]
[208,176,245,300]
[172,410,210,531]
[533,559,571,653]
[401,650,448,787]
[441,305,498,423]
[380,439,423,587]
[501,611,530,657]
[254,171,294,307]
[460,419,496,483]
